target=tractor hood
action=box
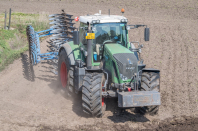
[104,44,133,55]
[104,44,138,82]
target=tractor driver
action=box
[95,26,110,44]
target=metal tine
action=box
[53,32,68,35]
[51,45,59,48]
[53,42,64,45]
[67,31,74,35]
[61,13,73,17]
[47,45,54,48]
[52,64,58,69]
[54,42,65,46]
[50,25,61,29]
[50,29,63,34]
[53,40,65,44]
[48,42,59,47]
[65,17,74,21]
[50,27,66,30]
[53,39,64,42]
[50,20,66,23]
[51,36,67,39]
[50,18,65,22]
[68,26,76,30]
[48,46,58,50]
[53,33,69,37]
[48,47,56,51]
[49,20,64,24]
[50,36,70,40]
[53,21,74,25]
[49,21,61,25]
[49,68,58,75]
[54,42,65,45]
[49,22,64,25]
[54,40,64,45]
[50,45,59,49]
[66,22,75,26]
[50,36,68,39]
[49,22,64,26]
[52,34,65,37]
[49,64,58,70]
[49,14,62,17]
[51,40,63,44]
[50,59,58,64]
[49,15,64,20]
[49,17,64,21]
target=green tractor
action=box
[27,9,160,117]
[58,12,160,117]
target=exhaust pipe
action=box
[86,24,92,69]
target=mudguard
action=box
[59,43,75,65]
[142,68,160,73]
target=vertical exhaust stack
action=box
[99,10,101,15]
[86,23,92,69]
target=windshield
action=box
[93,23,127,46]
[79,22,127,63]
[91,23,127,62]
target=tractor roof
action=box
[79,13,127,24]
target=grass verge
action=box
[0,12,49,72]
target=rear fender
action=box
[59,43,75,65]
[142,68,160,73]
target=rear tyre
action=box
[137,71,160,115]
[82,73,106,117]
[58,49,74,96]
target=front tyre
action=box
[137,71,160,115]
[82,73,106,117]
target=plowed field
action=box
[0,0,198,130]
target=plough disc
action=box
[26,25,40,66]
[26,10,75,75]
[26,25,36,81]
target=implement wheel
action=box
[82,73,106,117]
[58,49,74,96]
[137,71,160,115]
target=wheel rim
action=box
[60,62,67,87]
[102,97,104,106]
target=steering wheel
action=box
[116,41,122,45]
[103,39,114,45]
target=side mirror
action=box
[144,28,150,41]
[126,25,131,30]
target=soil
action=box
[0,0,198,130]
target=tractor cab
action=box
[79,14,128,63]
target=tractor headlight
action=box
[120,74,128,81]
[121,19,128,23]
[92,20,100,24]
